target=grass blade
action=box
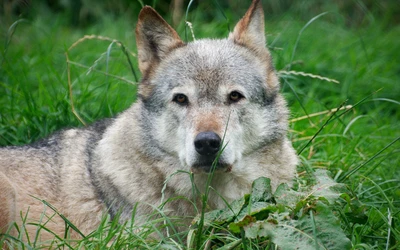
[184,0,195,42]
[288,12,329,70]
[338,136,400,182]
[298,101,346,156]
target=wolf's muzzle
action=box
[194,131,221,156]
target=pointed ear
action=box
[230,0,280,94]
[135,6,184,75]
[229,0,265,52]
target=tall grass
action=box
[0,0,399,249]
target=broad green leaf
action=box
[311,170,347,203]
[203,195,249,224]
[250,177,273,203]
[245,201,351,250]
[229,202,278,233]
[229,215,256,233]
[235,202,278,222]
[294,201,351,250]
[275,170,346,209]
[274,183,305,208]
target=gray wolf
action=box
[0,0,297,242]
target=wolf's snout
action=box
[194,132,221,156]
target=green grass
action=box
[1,0,399,249]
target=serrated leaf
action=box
[244,201,351,250]
[295,201,351,250]
[310,170,347,204]
[275,170,345,209]
[203,195,249,224]
[248,202,278,216]
[229,202,278,235]
[235,202,277,223]
[250,177,273,203]
[274,183,305,207]
[244,212,290,239]
[229,215,256,233]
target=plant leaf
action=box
[245,201,351,250]
[250,177,273,203]
[311,170,347,204]
[203,195,249,225]
[274,183,305,208]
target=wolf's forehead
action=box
[159,39,265,89]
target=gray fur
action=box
[0,0,297,241]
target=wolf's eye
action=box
[229,91,244,103]
[173,94,188,105]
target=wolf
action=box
[0,0,297,242]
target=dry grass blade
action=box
[66,61,136,85]
[290,105,353,123]
[186,21,196,41]
[67,35,136,56]
[279,70,340,84]
[65,51,86,126]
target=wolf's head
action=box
[135,0,289,174]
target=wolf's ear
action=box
[135,6,184,75]
[230,0,280,93]
[229,0,265,53]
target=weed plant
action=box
[0,0,399,249]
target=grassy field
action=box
[0,0,399,249]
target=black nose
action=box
[194,132,221,156]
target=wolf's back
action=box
[0,119,113,238]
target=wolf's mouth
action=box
[190,158,232,173]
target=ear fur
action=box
[230,0,280,93]
[135,6,184,75]
[229,0,266,54]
